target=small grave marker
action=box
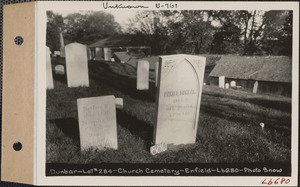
[77,95,118,151]
[150,143,167,155]
[230,81,236,87]
[115,98,123,109]
[219,76,225,88]
[225,83,229,89]
[54,65,65,75]
[253,81,258,93]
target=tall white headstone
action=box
[77,95,118,151]
[253,81,259,94]
[155,62,159,87]
[137,60,149,90]
[154,54,206,145]
[65,43,89,87]
[46,46,54,89]
[104,48,112,61]
[219,76,225,88]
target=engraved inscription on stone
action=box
[137,60,149,90]
[65,43,89,87]
[77,95,118,151]
[154,54,206,145]
[46,46,54,89]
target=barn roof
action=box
[209,56,292,83]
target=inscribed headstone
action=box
[77,95,118,151]
[104,48,112,61]
[154,54,206,145]
[46,46,54,89]
[253,81,258,93]
[95,47,103,60]
[155,62,159,87]
[65,43,89,87]
[137,60,149,90]
[230,81,236,87]
[225,83,229,89]
[55,65,65,75]
[219,76,225,88]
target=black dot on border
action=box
[13,142,22,151]
[14,36,23,45]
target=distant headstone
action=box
[253,81,258,93]
[86,47,92,60]
[60,47,65,58]
[150,143,167,155]
[95,48,103,60]
[65,43,89,87]
[77,95,118,151]
[104,48,112,61]
[55,65,65,75]
[137,60,149,90]
[230,81,236,87]
[46,46,54,89]
[219,76,225,88]
[115,98,123,109]
[155,62,159,87]
[225,83,229,89]
[154,54,206,145]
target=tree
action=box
[46,11,64,52]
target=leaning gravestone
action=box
[65,43,89,87]
[219,76,225,88]
[77,95,118,151]
[154,54,206,145]
[46,47,54,89]
[137,60,149,90]
[253,81,258,94]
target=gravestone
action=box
[77,95,118,151]
[225,83,229,89]
[154,54,206,145]
[253,81,258,93]
[150,143,167,155]
[230,81,236,87]
[55,65,65,75]
[46,46,54,89]
[155,62,159,87]
[65,43,89,87]
[95,48,103,60]
[104,48,112,61]
[86,46,92,60]
[54,51,60,57]
[60,47,65,58]
[115,98,123,109]
[137,60,149,90]
[219,76,225,88]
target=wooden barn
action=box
[208,56,292,96]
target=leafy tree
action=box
[46,11,64,52]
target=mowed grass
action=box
[46,58,291,164]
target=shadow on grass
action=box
[116,109,153,149]
[89,62,157,102]
[50,118,80,143]
[203,92,291,113]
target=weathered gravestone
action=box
[253,81,258,93]
[136,60,149,90]
[55,65,65,75]
[95,47,103,60]
[46,46,54,89]
[54,51,60,57]
[219,76,225,88]
[155,62,159,87]
[115,98,123,109]
[86,46,92,60]
[104,48,112,61]
[77,95,118,151]
[230,81,236,87]
[154,54,206,145]
[60,47,65,58]
[65,43,89,87]
[225,83,229,89]
[150,143,167,155]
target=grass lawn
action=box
[46,58,291,164]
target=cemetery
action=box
[46,10,292,164]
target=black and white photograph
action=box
[37,1,298,186]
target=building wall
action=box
[208,76,291,97]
